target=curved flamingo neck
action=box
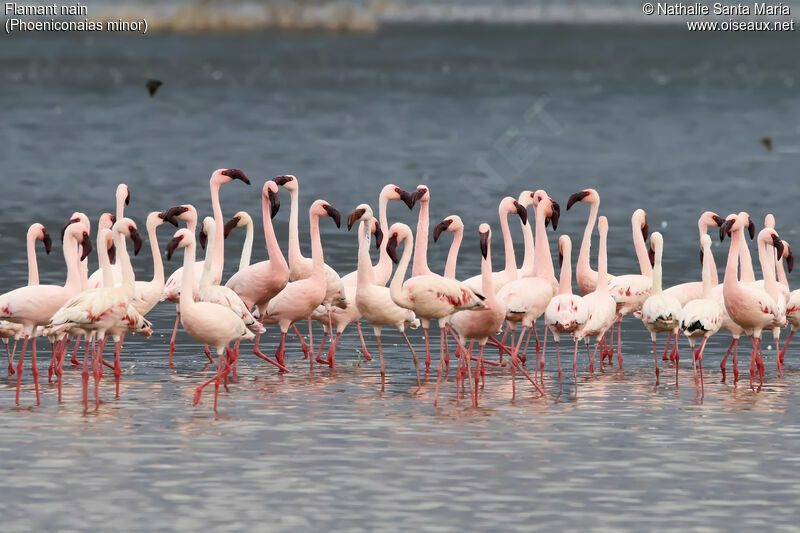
[200,221,216,289]
[444,227,463,279]
[481,237,497,306]
[558,243,572,296]
[758,237,778,299]
[262,196,288,274]
[26,229,39,286]
[739,237,756,283]
[520,217,535,275]
[180,239,197,312]
[413,200,432,277]
[147,218,164,288]
[63,233,82,292]
[533,202,555,281]
[698,223,719,286]
[390,235,415,310]
[375,192,393,285]
[724,228,743,298]
[499,205,517,279]
[356,220,376,289]
[632,220,653,277]
[115,231,135,296]
[238,219,253,271]
[287,187,304,272]
[777,257,789,287]
[98,231,113,289]
[597,225,609,293]
[115,194,126,222]
[210,180,225,284]
[309,210,325,282]
[577,200,599,288]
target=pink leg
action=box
[203,345,214,364]
[732,339,739,383]
[586,341,595,374]
[71,333,81,366]
[499,328,509,363]
[31,336,40,406]
[652,338,660,386]
[474,344,484,407]
[423,327,431,373]
[292,323,309,360]
[81,339,90,408]
[555,339,563,392]
[434,331,446,407]
[522,326,533,366]
[539,328,547,385]
[443,330,450,377]
[617,316,623,369]
[720,339,735,383]
[756,338,765,390]
[5,340,14,376]
[572,340,579,397]
[355,321,372,361]
[662,332,672,361]
[314,331,329,364]
[93,338,101,409]
[376,335,386,379]
[114,340,123,398]
[779,329,794,367]
[690,343,699,394]
[15,336,29,406]
[253,332,290,373]
[674,336,680,387]
[168,311,180,367]
[325,332,342,369]
[697,337,708,398]
[749,336,757,390]
[401,331,422,387]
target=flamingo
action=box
[544,235,588,394]
[750,227,788,375]
[680,234,723,397]
[350,206,420,382]
[462,197,528,294]
[607,208,652,369]
[386,222,485,389]
[447,224,511,407]
[86,184,129,289]
[497,192,559,376]
[223,211,254,275]
[574,216,617,374]
[46,219,145,407]
[640,232,682,385]
[777,243,798,365]
[0,219,91,405]
[161,168,250,364]
[224,180,292,365]
[165,229,254,411]
[266,200,342,370]
[129,212,169,317]
[720,212,778,390]
[1,223,52,374]
[517,191,536,278]
[566,188,605,296]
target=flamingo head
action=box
[597,215,609,235]
[263,180,281,219]
[411,185,429,206]
[113,217,143,255]
[633,209,648,241]
[274,174,297,192]
[97,228,116,264]
[311,200,341,228]
[199,216,215,250]
[386,223,412,264]
[28,224,52,255]
[116,183,131,207]
[566,188,599,210]
[161,205,196,228]
[535,193,559,230]
[224,211,252,239]
[61,212,90,243]
[97,213,116,232]
[758,227,784,259]
[648,232,664,268]
[166,229,194,260]
[558,234,571,268]
[79,230,92,261]
[216,168,250,185]
[518,190,536,209]
[371,217,383,249]
[765,213,776,229]
[783,241,793,272]
[720,212,754,241]
[148,212,166,231]
[347,204,373,231]
[433,215,463,242]
[382,184,415,209]
[479,223,491,260]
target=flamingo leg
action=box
[252,332,290,373]
[291,323,309,360]
[555,339,563,393]
[47,339,55,384]
[674,334,680,387]
[662,332,672,361]
[443,330,450,377]
[530,326,540,365]
[31,335,40,406]
[749,336,757,390]
[539,327,547,385]
[355,321,372,361]
[756,338,765,391]
[652,338,660,386]
[732,339,739,383]
[309,318,316,367]
[510,355,546,397]
[376,335,386,379]
[203,345,214,364]
[70,334,81,366]
[5,340,14,377]
[697,337,708,399]
[114,338,123,399]
[617,316,623,369]
[499,328,509,364]
[586,340,594,374]
[423,327,431,373]
[81,338,90,408]
[720,338,735,383]
[779,329,794,367]
[168,311,180,367]
[434,330,446,406]
[93,338,102,409]
[401,330,422,388]
[690,342,699,394]
[510,348,517,401]
[474,343,484,406]
[325,332,341,369]
[15,335,29,406]
[572,340,579,397]
[314,331,329,365]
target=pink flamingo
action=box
[607,208,652,369]
[497,192,559,376]
[0,219,91,405]
[1,223,52,374]
[462,197,528,294]
[447,224,510,406]
[386,222,485,389]
[517,191,536,278]
[544,235,588,394]
[353,208,421,383]
[161,169,250,364]
[640,232,682,385]
[129,212,168,317]
[566,188,607,296]
[721,212,778,390]
[87,184,129,289]
[680,234,723,398]
[777,243,798,366]
[574,216,617,374]
[266,200,342,370]
[223,211,254,275]
[224,180,292,366]
[750,227,788,375]
[165,229,254,410]
[433,215,464,280]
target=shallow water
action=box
[3,21,800,531]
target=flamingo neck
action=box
[444,227,462,280]
[262,196,288,275]
[115,195,125,223]
[413,200,431,277]
[309,211,324,282]
[481,239,496,306]
[115,231,135,296]
[723,228,743,296]
[390,236,414,310]
[26,230,39,286]
[777,257,789,287]
[652,242,663,295]
[239,219,253,271]
[210,180,225,284]
[698,223,719,286]
[758,238,778,299]
[63,234,82,292]
[374,193,393,286]
[180,240,197,312]
[533,202,555,281]
[597,226,609,292]
[558,245,572,296]
[520,217,535,276]
[499,206,517,279]
[287,187,304,272]
[577,200,599,287]
[147,219,164,288]
[98,233,113,289]
[200,223,216,289]
[632,221,653,277]
[356,220,376,289]
[739,236,755,283]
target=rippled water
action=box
[3,23,800,531]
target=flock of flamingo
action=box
[0,170,796,410]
